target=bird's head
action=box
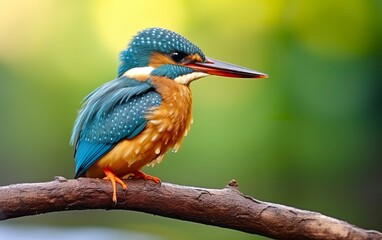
[118,28,267,84]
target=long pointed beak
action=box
[186,58,268,79]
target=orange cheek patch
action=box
[188,54,203,63]
[148,52,204,68]
[149,52,174,67]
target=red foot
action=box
[132,171,161,184]
[103,168,127,203]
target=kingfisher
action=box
[70,27,267,203]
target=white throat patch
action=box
[174,72,209,85]
[123,66,208,85]
[123,66,154,80]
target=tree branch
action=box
[0,177,380,240]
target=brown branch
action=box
[0,177,380,240]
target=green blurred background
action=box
[0,0,381,239]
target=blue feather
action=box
[118,28,205,77]
[74,141,114,178]
[151,64,193,80]
[70,76,161,177]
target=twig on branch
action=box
[0,177,380,240]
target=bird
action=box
[70,27,267,203]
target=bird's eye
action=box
[170,52,187,63]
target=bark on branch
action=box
[0,177,380,240]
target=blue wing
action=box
[70,77,161,178]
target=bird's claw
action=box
[103,168,127,203]
[132,170,161,184]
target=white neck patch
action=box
[123,66,208,85]
[123,66,154,79]
[174,72,209,85]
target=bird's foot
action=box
[132,170,161,184]
[103,168,127,203]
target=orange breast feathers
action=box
[85,76,193,178]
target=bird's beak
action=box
[186,58,268,79]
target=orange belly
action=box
[85,77,192,178]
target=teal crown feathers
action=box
[117,28,205,77]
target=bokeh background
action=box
[0,0,381,239]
